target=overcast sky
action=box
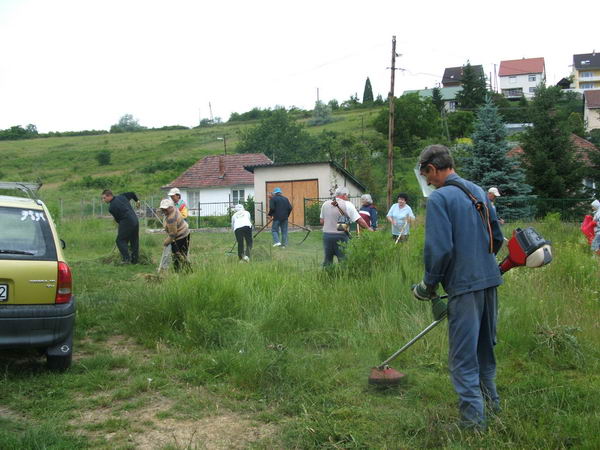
[1,0,598,132]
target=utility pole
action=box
[209,102,214,123]
[386,35,397,208]
[317,87,320,103]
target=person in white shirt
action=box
[319,186,371,266]
[386,193,415,242]
[231,204,253,261]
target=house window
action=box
[509,76,517,84]
[529,87,536,93]
[232,189,245,205]
[581,71,593,78]
[581,83,595,89]
[188,190,200,215]
[528,75,536,82]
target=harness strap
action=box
[443,179,494,253]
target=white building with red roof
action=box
[163,153,272,216]
[498,57,545,99]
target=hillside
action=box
[0,107,413,216]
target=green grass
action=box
[1,218,599,448]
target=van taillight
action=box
[56,261,72,304]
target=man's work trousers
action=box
[235,226,253,259]
[116,221,139,263]
[447,287,499,427]
[272,219,289,246]
[171,234,190,272]
[322,232,349,266]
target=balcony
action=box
[502,88,523,99]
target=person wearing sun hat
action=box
[487,187,504,225]
[168,187,189,220]
[160,197,190,272]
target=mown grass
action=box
[1,217,598,448]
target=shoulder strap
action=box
[443,179,493,253]
[331,199,347,217]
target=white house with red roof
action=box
[163,153,272,216]
[498,57,545,99]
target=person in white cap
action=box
[231,204,253,261]
[487,187,504,225]
[168,187,189,220]
[159,198,190,272]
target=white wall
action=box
[584,106,600,131]
[180,185,254,216]
[499,71,545,98]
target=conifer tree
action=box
[455,62,487,110]
[432,87,444,112]
[362,77,374,105]
[522,84,583,215]
[462,98,534,220]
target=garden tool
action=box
[394,221,409,245]
[369,226,552,388]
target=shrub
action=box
[95,150,111,166]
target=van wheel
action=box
[47,353,72,372]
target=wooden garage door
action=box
[266,179,318,226]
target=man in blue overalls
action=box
[413,145,504,429]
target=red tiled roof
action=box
[508,134,599,166]
[165,153,272,188]
[498,57,545,76]
[584,89,600,108]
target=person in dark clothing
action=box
[268,187,293,248]
[413,145,504,430]
[101,189,140,264]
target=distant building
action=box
[498,57,546,99]
[402,86,462,112]
[572,52,600,90]
[245,161,366,226]
[163,153,272,216]
[441,65,484,87]
[584,89,600,131]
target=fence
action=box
[46,197,264,229]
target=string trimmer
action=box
[368,226,552,387]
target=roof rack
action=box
[0,181,43,202]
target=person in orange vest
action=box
[168,188,189,221]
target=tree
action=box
[309,100,333,126]
[432,87,444,112]
[363,77,374,105]
[373,93,442,155]
[447,111,475,140]
[462,99,534,220]
[521,84,583,214]
[455,62,488,110]
[328,99,340,111]
[237,109,318,163]
[110,114,145,133]
[567,112,586,138]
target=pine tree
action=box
[522,84,583,216]
[455,62,487,110]
[362,77,374,105]
[432,87,444,112]
[462,98,534,220]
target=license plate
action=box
[0,284,7,302]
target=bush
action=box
[304,201,321,226]
[95,150,111,166]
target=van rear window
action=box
[0,207,57,261]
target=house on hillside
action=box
[508,134,599,191]
[572,52,600,91]
[442,65,484,87]
[244,161,367,226]
[498,57,546,99]
[584,89,600,131]
[402,86,462,112]
[163,153,272,216]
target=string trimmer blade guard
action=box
[368,366,406,387]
